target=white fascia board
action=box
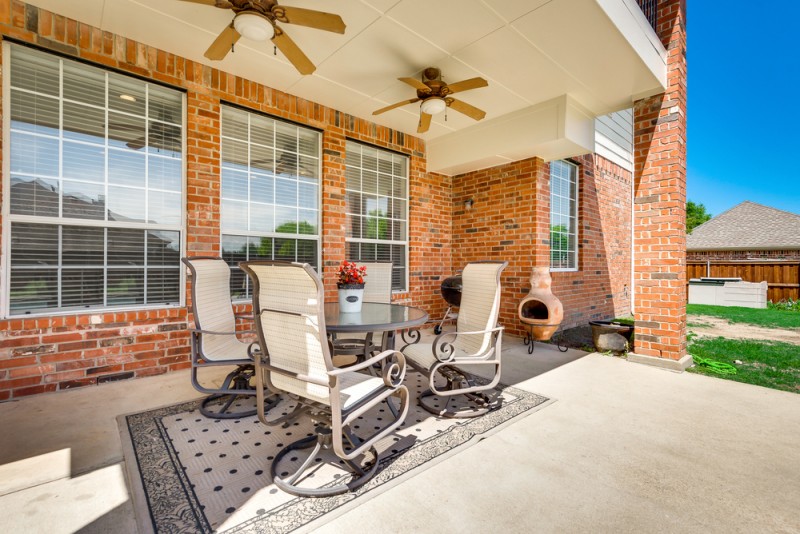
[427,95,595,175]
[598,0,668,95]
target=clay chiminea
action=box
[518,267,564,341]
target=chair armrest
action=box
[431,326,504,363]
[234,313,254,322]
[188,327,255,336]
[328,349,406,388]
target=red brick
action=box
[0,0,686,400]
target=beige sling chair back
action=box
[402,261,508,418]
[182,256,275,419]
[331,262,394,364]
[240,261,409,497]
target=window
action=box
[344,141,408,291]
[549,160,578,271]
[4,45,184,315]
[219,105,321,299]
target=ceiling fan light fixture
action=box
[234,12,275,41]
[420,97,447,115]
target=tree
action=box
[686,200,712,233]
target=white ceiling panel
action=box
[289,76,371,113]
[453,27,568,106]
[132,0,234,28]
[312,17,445,97]
[26,0,104,26]
[512,0,656,111]
[24,0,667,174]
[479,0,551,23]
[385,0,505,54]
[359,0,402,14]
[276,0,383,71]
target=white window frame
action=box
[1,43,187,318]
[219,104,322,301]
[549,159,579,272]
[344,140,409,292]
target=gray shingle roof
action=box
[687,201,800,251]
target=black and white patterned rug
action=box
[120,372,551,533]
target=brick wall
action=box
[554,155,633,330]
[632,0,688,360]
[451,154,633,337]
[688,250,800,262]
[0,0,450,400]
[0,0,646,399]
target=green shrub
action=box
[768,299,800,312]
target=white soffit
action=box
[428,95,595,176]
[24,0,667,175]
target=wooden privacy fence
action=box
[687,261,800,302]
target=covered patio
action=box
[1,335,798,532]
[0,0,714,530]
[1,0,687,399]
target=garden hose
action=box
[692,355,738,375]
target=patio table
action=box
[324,302,428,351]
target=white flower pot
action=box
[338,286,364,313]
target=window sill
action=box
[2,303,184,321]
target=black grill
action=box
[440,275,462,307]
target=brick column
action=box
[185,91,221,256]
[320,125,348,301]
[532,157,551,268]
[631,0,690,368]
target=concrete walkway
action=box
[1,335,798,533]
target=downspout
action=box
[630,159,635,315]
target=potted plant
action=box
[589,318,635,353]
[337,261,367,313]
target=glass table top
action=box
[324,302,428,332]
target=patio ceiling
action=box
[27,0,667,175]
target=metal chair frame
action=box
[183,256,275,419]
[241,260,409,497]
[403,261,508,418]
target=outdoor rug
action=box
[120,371,552,534]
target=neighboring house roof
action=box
[687,201,800,251]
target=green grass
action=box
[687,336,800,393]
[687,304,800,329]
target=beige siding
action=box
[594,109,633,170]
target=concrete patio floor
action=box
[1,333,798,533]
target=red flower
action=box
[337,261,368,286]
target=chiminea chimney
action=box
[518,267,563,342]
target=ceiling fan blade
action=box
[272,27,316,75]
[280,6,346,34]
[126,137,146,151]
[178,0,232,6]
[108,123,143,131]
[417,112,432,134]
[448,99,486,121]
[445,77,489,95]
[399,77,431,93]
[373,98,420,115]
[204,24,240,61]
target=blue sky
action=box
[687,1,800,217]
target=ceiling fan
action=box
[109,111,181,151]
[180,0,346,75]
[373,67,489,133]
[251,151,316,177]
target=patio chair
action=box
[331,262,393,365]
[240,260,409,497]
[402,261,508,418]
[182,256,276,419]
